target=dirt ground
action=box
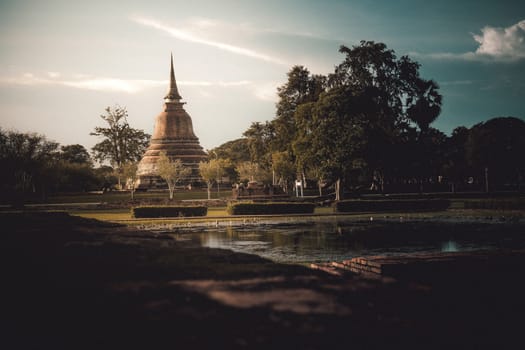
[2,212,525,349]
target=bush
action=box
[464,199,525,210]
[227,202,316,215]
[131,206,207,218]
[334,199,450,213]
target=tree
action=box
[305,87,368,200]
[55,161,99,192]
[465,117,525,191]
[208,138,250,182]
[299,42,442,197]
[156,151,191,200]
[60,144,92,164]
[236,162,270,183]
[209,138,251,164]
[271,151,296,193]
[406,79,442,133]
[199,159,224,200]
[242,121,274,169]
[121,162,139,200]
[442,126,470,192]
[274,66,326,154]
[0,129,60,204]
[91,105,150,189]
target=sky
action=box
[0,0,524,152]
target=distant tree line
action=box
[0,128,106,204]
[0,106,150,205]
[209,42,525,198]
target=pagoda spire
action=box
[164,53,182,102]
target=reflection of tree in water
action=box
[196,220,525,263]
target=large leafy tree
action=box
[91,105,150,188]
[239,42,442,197]
[307,41,442,196]
[242,121,274,169]
[302,87,369,200]
[273,66,326,155]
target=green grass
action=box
[47,189,232,203]
[70,209,131,220]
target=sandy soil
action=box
[2,212,525,349]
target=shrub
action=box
[227,202,315,215]
[334,199,450,213]
[131,206,207,218]
[464,199,525,210]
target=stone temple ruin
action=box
[136,54,207,189]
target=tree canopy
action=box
[156,151,191,200]
[199,159,227,199]
[254,41,445,198]
[60,144,92,164]
[0,129,59,203]
[91,105,150,187]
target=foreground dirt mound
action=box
[2,212,525,349]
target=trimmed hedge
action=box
[334,199,450,213]
[131,206,207,218]
[464,199,525,210]
[227,202,316,215]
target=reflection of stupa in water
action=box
[137,54,207,189]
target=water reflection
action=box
[441,240,459,252]
[178,220,507,264]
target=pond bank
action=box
[2,212,525,349]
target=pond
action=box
[168,219,525,264]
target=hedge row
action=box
[464,199,525,210]
[334,199,450,213]
[131,206,207,218]
[227,202,316,215]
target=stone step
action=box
[316,250,525,280]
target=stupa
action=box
[136,54,207,189]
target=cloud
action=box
[0,73,253,94]
[63,78,163,93]
[411,19,525,62]
[473,20,525,60]
[179,80,252,87]
[131,16,288,66]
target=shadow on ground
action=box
[2,212,524,349]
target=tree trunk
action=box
[207,182,212,200]
[117,173,122,190]
[485,167,489,193]
[335,178,342,201]
[168,183,174,200]
[318,181,323,197]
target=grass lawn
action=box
[71,206,231,222]
[47,189,232,203]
